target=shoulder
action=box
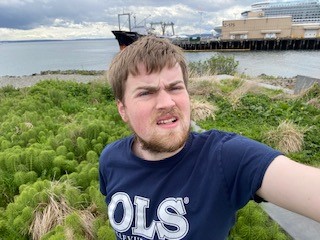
[192,129,236,142]
[190,129,237,150]
[193,129,281,164]
[102,135,133,151]
[100,136,133,164]
[221,133,280,159]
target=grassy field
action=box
[0,71,318,239]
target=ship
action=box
[112,13,175,50]
[241,0,320,23]
[112,30,143,50]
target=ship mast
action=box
[117,13,132,31]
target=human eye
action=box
[139,91,149,96]
[137,90,153,97]
[170,84,184,91]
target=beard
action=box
[130,108,191,154]
[135,125,191,153]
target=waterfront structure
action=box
[221,14,292,40]
[173,36,320,51]
[241,0,320,23]
[111,5,320,51]
[174,12,320,51]
[221,13,320,40]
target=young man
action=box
[99,36,320,239]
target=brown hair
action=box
[108,35,188,102]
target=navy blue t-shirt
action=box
[99,130,282,239]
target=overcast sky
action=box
[0,0,257,41]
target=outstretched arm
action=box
[257,155,320,222]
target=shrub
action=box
[188,55,239,77]
[263,120,306,154]
[191,99,218,121]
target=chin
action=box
[139,127,190,153]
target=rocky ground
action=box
[253,74,297,90]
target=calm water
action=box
[0,39,319,78]
[0,39,119,76]
[186,50,320,78]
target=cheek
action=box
[129,114,151,137]
[178,96,191,114]
[128,107,151,128]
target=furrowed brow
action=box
[165,80,185,90]
[134,85,160,93]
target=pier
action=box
[173,37,320,51]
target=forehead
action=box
[127,63,183,85]
[132,62,181,76]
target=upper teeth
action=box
[158,118,176,124]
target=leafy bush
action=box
[188,54,239,76]
[0,79,119,239]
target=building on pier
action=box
[189,0,320,51]
[173,12,320,51]
[221,13,320,40]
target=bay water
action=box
[0,39,319,78]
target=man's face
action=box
[117,63,191,156]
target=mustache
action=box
[155,107,181,117]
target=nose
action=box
[156,89,175,109]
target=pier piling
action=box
[172,38,320,51]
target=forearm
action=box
[257,155,320,222]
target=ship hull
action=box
[112,30,144,50]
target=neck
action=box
[132,138,184,161]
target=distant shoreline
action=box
[0,38,114,44]
[0,70,106,89]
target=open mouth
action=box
[157,117,178,125]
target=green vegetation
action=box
[229,201,289,240]
[188,54,239,76]
[0,79,129,239]
[39,70,105,76]
[0,73,318,239]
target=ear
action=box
[117,99,128,122]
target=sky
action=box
[0,0,257,41]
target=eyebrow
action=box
[134,80,184,93]
[165,80,185,90]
